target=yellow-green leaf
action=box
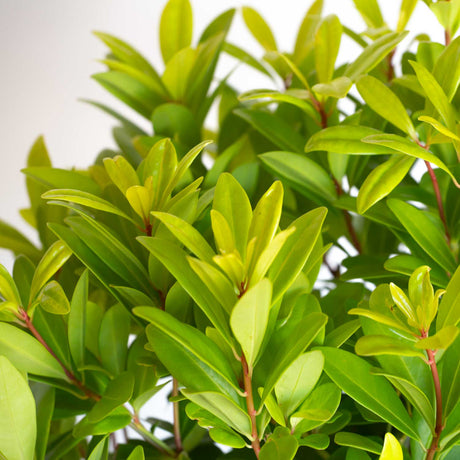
[315,15,342,84]
[379,433,403,460]
[103,155,140,194]
[355,335,426,360]
[242,7,277,51]
[126,185,153,221]
[415,325,459,350]
[38,281,70,315]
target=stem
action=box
[130,420,176,457]
[333,179,362,254]
[387,49,396,81]
[172,378,183,453]
[241,354,260,458]
[18,308,101,401]
[426,347,443,460]
[424,160,451,245]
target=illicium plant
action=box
[0,0,460,459]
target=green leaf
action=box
[397,0,418,31]
[357,155,415,214]
[320,347,420,440]
[223,43,272,77]
[68,270,88,369]
[88,372,135,422]
[344,32,408,81]
[357,75,417,139]
[230,279,271,368]
[182,390,251,438]
[138,237,231,340]
[160,0,193,64]
[0,220,40,262]
[87,436,109,460]
[29,240,72,304]
[42,189,137,224]
[258,312,328,405]
[103,155,140,194]
[127,446,145,460]
[153,212,215,263]
[259,427,298,460]
[348,308,412,334]
[126,185,152,221]
[98,304,130,376]
[416,325,459,350]
[37,281,70,315]
[355,335,426,359]
[0,322,67,380]
[363,134,460,187]
[269,208,327,303]
[305,125,388,155]
[324,320,361,348]
[410,60,457,131]
[275,350,324,417]
[419,115,460,141]
[352,0,384,28]
[0,357,36,460]
[73,406,131,438]
[438,265,460,330]
[313,76,353,98]
[293,0,323,64]
[315,15,342,83]
[235,108,305,153]
[433,36,460,101]
[213,173,252,259]
[259,151,337,204]
[242,7,277,51]
[32,384,54,460]
[299,433,330,449]
[209,427,246,448]
[334,432,382,455]
[135,307,241,400]
[22,167,100,195]
[387,199,457,273]
[0,263,21,305]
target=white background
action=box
[0,0,443,270]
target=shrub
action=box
[0,0,459,459]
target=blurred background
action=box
[0,0,444,270]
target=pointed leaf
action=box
[380,433,403,460]
[242,7,277,51]
[415,325,459,350]
[0,263,21,305]
[355,335,425,359]
[37,281,70,315]
[315,15,342,83]
[334,432,382,455]
[103,155,140,194]
[438,265,460,330]
[352,0,384,28]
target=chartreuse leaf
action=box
[103,155,140,194]
[357,75,417,139]
[160,0,193,64]
[88,436,109,460]
[230,279,271,369]
[387,199,457,273]
[74,406,131,438]
[0,357,36,460]
[32,384,54,460]
[213,173,252,259]
[348,308,412,334]
[182,390,251,438]
[37,281,70,315]
[380,433,403,459]
[42,189,137,224]
[209,428,246,448]
[258,312,328,405]
[88,372,135,422]
[211,209,236,255]
[315,15,342,84]
[438,266,460,330]
[127,446,145,460]
[259,152,337,204]
[334,432,382,455]
[352,0,384,28]
[299,433,330,449]
[98,304,130,376]
[419,115,460,141]
[389,282,418,325]
[410,60,457,131]
[223,42,272,78]
[293,0,323,64]
[357,155,415,214]
[135,307,241,400]
[0,220,40,262]
[247,181,283,275]
[242,7,277,51]
[416,325,459,350]
[269,208,327,303]
[344,32,407,81]
[324,320,361,348]
[0,263,21,305]
[0,322,67,380]
[29,240,72,304]
[313,76,353,99]
[152,212,215,263]
[305,126,388,155]
[126,184,153,221]
[275,350,324,417]
[355,335,425,359]
[397,0,418,31]
[320,347,420,440]
[364,134,460,187]
[259,427,298,460]
[138,238,231,339]
[260,389,285,426]
[68,270,88,369]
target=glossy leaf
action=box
[335,432,382,455]
[357,155,414,214]
[313,76,353,98]
[242,7,277,51]
[437,265,460,330]
[209,427,246,448]
[259,427,298,460]
[0,357,36,460]
[37,281,70,315]
[315,15,342,83]
[73,406,131,438]
[388,199,457,273]
[88,436,109,460]
[415,325,459,350]
[0,263,21,305]
[103,155,140,194]
[355,335,425,359]
[320,347,420,440]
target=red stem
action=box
[241,354,260,458]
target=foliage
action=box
[1,0,460,459]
